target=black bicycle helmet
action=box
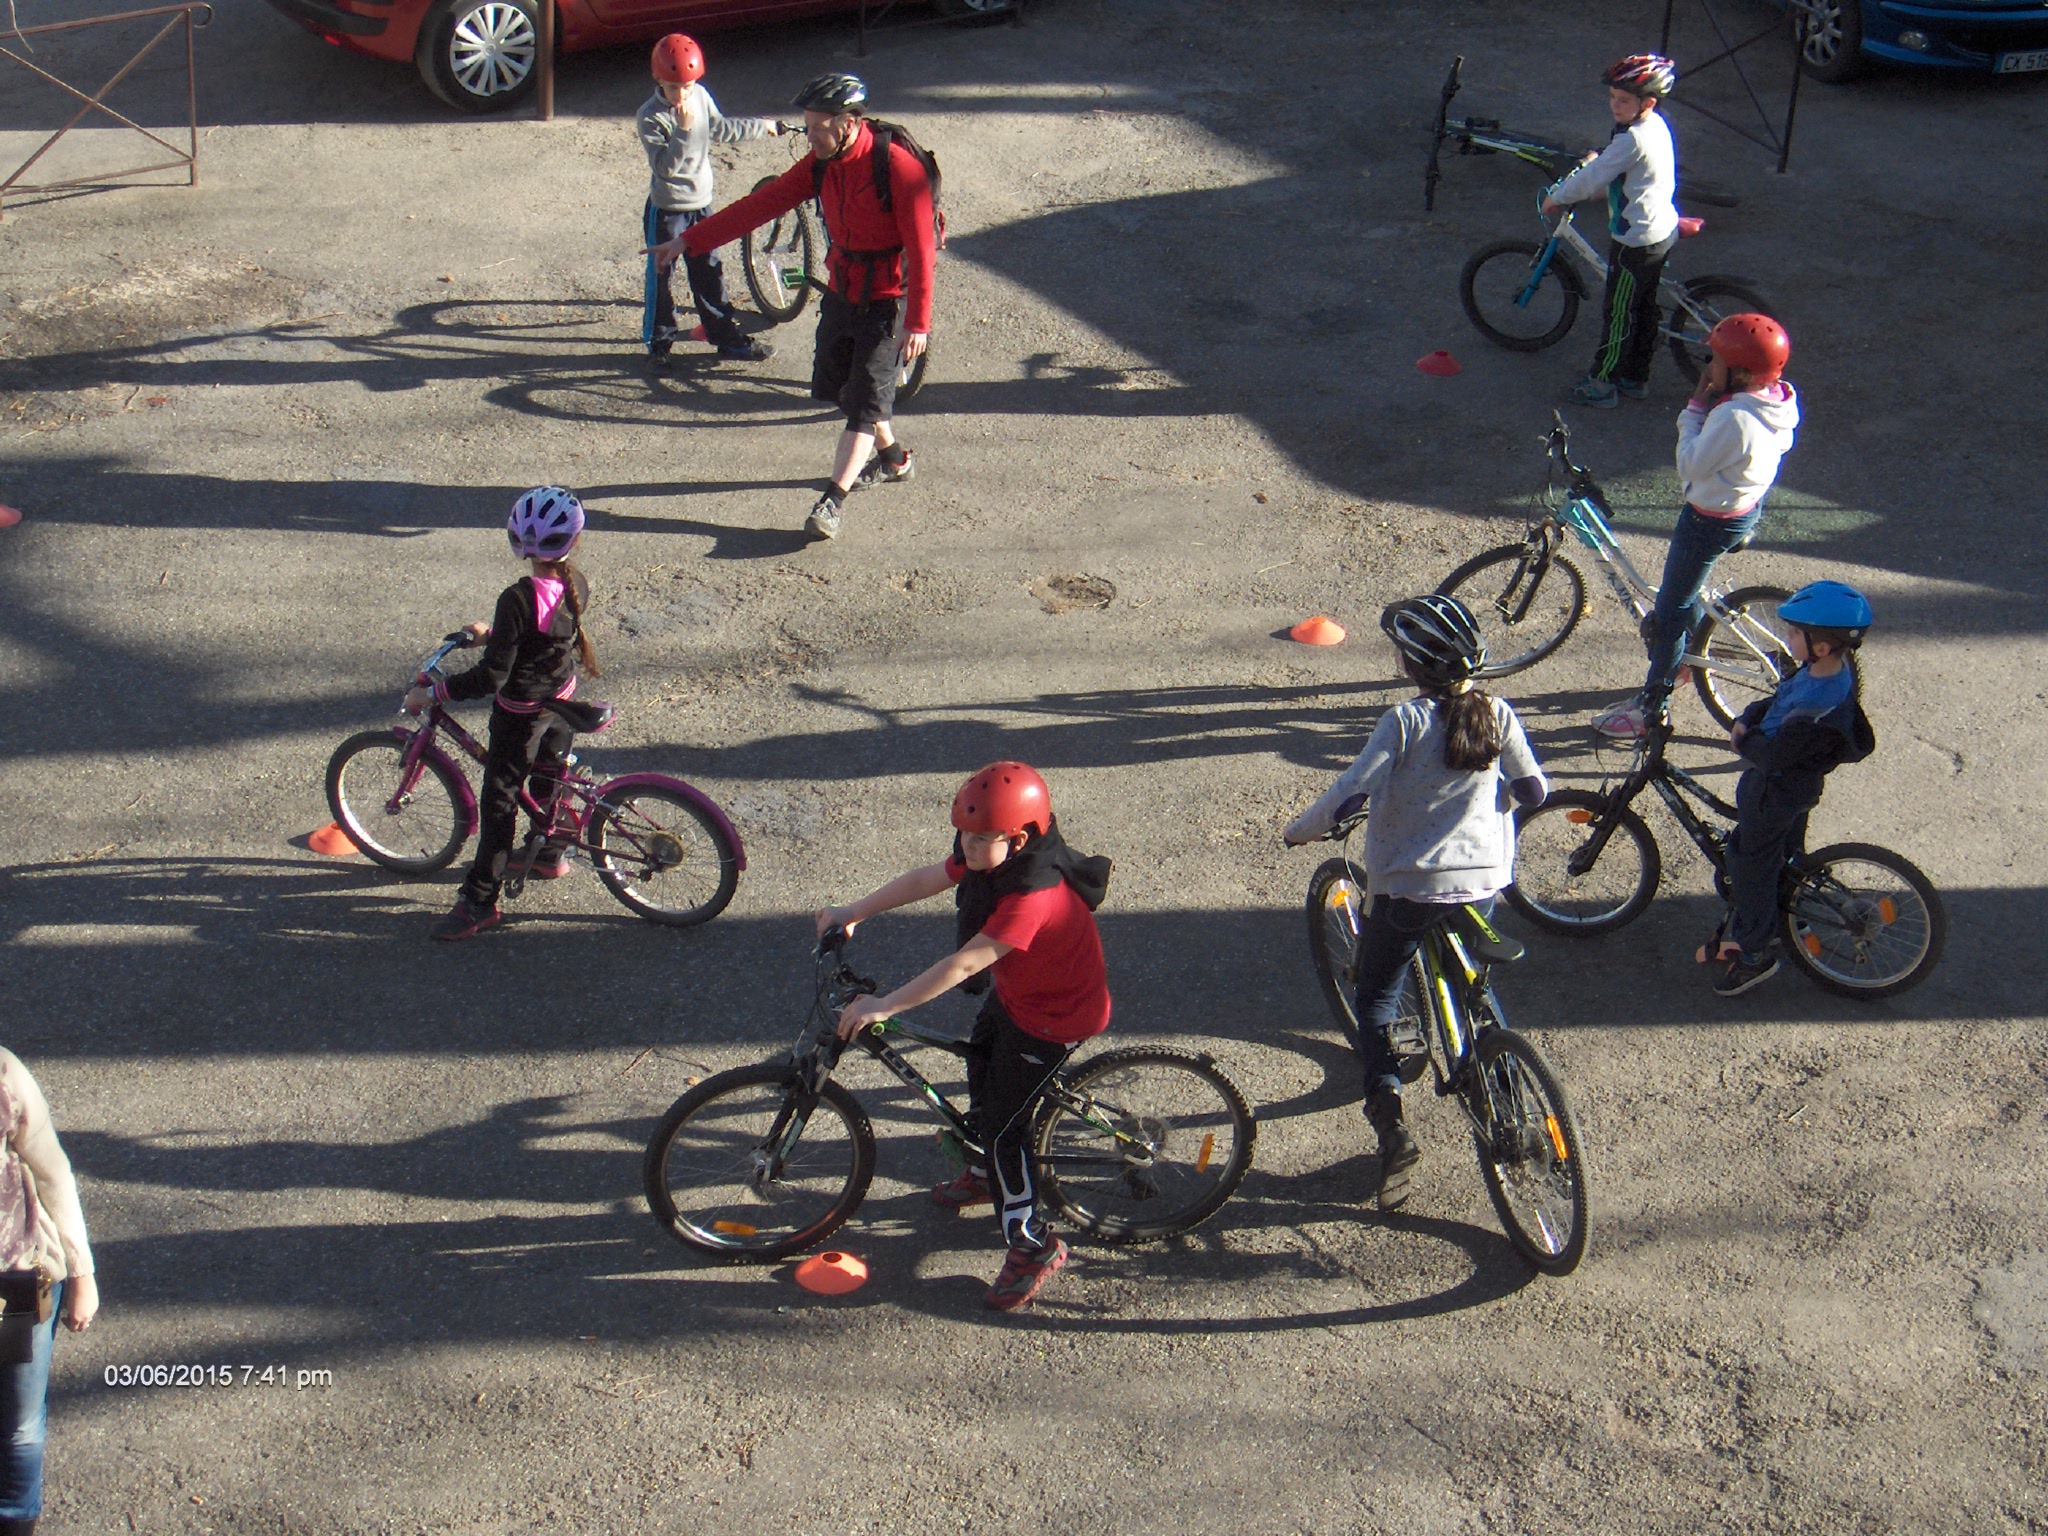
[792,73,867,113]
[1381,595,1487,686]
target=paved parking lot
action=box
[2,0,2045,1530]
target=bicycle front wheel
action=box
[1305,858,1368,1034]
[644,1064,876,1261]
[1781,843,1946,999]
[1034,1047,1256,1243]
[591,784,740,926]
[325,730,469,874]
[1692,584,1795,729]
[740,181,819,324]
[1439,545,1587,677]
[1505,789,1660,935]
[895,343,928,406]
[1471,1029,1589,1275]
[1461,240,1583,351]
[1666,276,1773,383]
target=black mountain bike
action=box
[1506,721,1946,999]
[1304,807,1589,1275]
[645,929,1255,1261]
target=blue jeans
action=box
[641,202,745,352]
[1350,896,1492,1097]
[1640,502,1762,713]
[0,1279,61,1521]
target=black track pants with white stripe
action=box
[961,995,1074,1252]
[1589,233,1676,386]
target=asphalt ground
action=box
[1,0,2045,1531]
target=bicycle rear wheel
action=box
[1471,1029,1588,1275]
[1780,843,1946,999]
[1461,240,1583,351]
[644,1063,875,1261]
[591,783,740,926]
[1692,584,1795,729]
[325,729,469,874]
[1304,860,1429,1082]
[1666,276,1773,383]
[1033,1047,1255,1243]
[1505,789,1660,935]
[1438,545,1586,677]
[740,182,820,324]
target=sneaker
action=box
[1367,1089,1421,1212]
[431,898,501,941]
[805,493,844,541]
[854,447,915,488]
[1591,701,1653,740]
[1570,377,1621,409]
[715,338,774,363]
[931,1170,993,1210]
[1615,378,1649,400]
[985,1237,1068,1312]
[646,347,672,374]
[1714,952,1781,997]
[529,845,573,880]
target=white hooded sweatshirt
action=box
[1675,381,1800,515]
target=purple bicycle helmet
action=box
[506,486,584,560]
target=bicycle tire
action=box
[895,344,928,406]
[740,180,820,324]
[1438,545,1587,677]
[644,1063,875,1261]
[1304,860,1428,1083]
[1033,1047,1255,1243]
[324,729,469,874]
[1470,1029,1589,1275]
[1460,240,1583,352]
[1780,843,1946,1000]
[1692,584,1795,730]
[1666,276,1774,383]
[1505,789,1660,935]
[591,783,740,927]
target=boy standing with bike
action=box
[814,763,1112,1310]
[1542,54,1680,409]
[1711,582,1875,996]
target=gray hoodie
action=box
[1675,381,1800,515]
[637,86,777,212]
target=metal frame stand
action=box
[0,2,213,217]
[857,0,1025,58]
[1659,0,1815,173]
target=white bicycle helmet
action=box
[506,486,585,560]
[1382,594,1487,686]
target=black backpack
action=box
[812,118,947,252]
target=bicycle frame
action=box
[1568,728,1740,885]
[1516,208,1714,346]
[1425,55,1580,211]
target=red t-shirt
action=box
[945,856,1111,1044]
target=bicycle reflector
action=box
[1196,1133,1216,1174]
[1566,809,1594,824]
[712,1220,759,1237]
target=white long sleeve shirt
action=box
[1676,382,1801,515]
[1550,111,1678,248]
[0,1048,93,1281]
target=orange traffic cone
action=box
[1416,350,1463,377]
[688,323,708,342]
[793,1251,868,1296]
[0,504,21,528]
[306,823,359,857]
[1288,615,1346,646]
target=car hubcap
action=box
[450,3,536,97]
[1802,3,1844,63]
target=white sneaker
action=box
[1591,702,1651,740]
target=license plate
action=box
[1996,48,2048,73]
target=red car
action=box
[265,0,1008,112]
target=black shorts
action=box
[811,288,903,430]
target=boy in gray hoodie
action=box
[638,33,788,367]
[1594,313,1801,740]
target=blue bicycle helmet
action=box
[1777,580,1872,646]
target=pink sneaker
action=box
[931,1170,993,1211]
[985,1238,1067,1311]
[1590,702,1650,740]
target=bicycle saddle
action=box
[542,697,615,735]
[1449,905,1525,966]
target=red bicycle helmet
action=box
[1707,313,1790,383]
[651,34,704,86]
[951,762,1051,839]
[1603,53,1677,97]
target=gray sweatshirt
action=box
[1285,695,1546,900]
[638,86,777,212]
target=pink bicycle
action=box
[325,632,744,926]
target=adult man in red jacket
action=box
[649,73,935,540]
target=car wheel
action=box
[1796,0,1866,82]
[417,0,540,114]
[933,0,1013,17]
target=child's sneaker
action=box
[716,338,774,363]
[985,1237,1067,1311]
[805,493,843,541]
[432,898,501,941]
[854,447,915,488]
[1615,378,1649,399]
[1570,377,1621,409]
[1367,1089,1420,1212]
[1714,951,1780,996]
[930,1170,993,1210]
[529,844,574,880]
[1591,701,1653,740]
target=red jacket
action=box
[682,121,935,335]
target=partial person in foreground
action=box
[0,1045,98,1536]
[1285,597,1546,1210]
[815,763,1111,1310]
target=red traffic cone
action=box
[0,504,21,528]
[306,823,360,857]
[1416,350,1463,377]
[1288,615,1346,646]
[793,1251,868,1295]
